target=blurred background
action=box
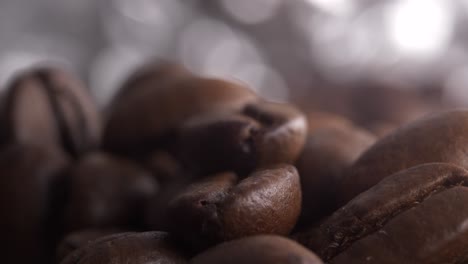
[0,0,466,131]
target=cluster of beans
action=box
[2,62,468,264]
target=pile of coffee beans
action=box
[2,62,468,264]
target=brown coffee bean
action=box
[167,164,301,250]
[176,114,261,176]
[340,110,468,204]
[2,67,101,157]
[144,150,187,184]
[60,231,187,264]
[349,81,434,128]
[56,229,122,263]
[242,101,307,166]
[306,111,354,133]
[177,101,307,176]
[145,180,191,232]
[103,65,257,156]
[108,61,191,108]
[64,153,158,231]
[295,118,376,226]
[0,143,69,264]
[366,121,397,138]
[296,163,468,263]
[191,235,323,264]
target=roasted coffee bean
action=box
[0,143,69,264]
[306,111,354,132]
[295,117,376,226]
[349,81,434,128]
[103,66,257,156]
[176,114,261,176]
[366,121,397,138]
[60,231,187,264]
[340,110,468,204]
[145,179,191,232]
[144,150,188,184]
[177,101,307,176]
[191,235,323,264]
[1,67,101,157]
[56,229,122,263]
[242,101,307,166]
[167,164,301,250]
[108,62,191,108]
[64,153,158,231]
[296,163,468,263]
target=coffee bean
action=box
[242,101,307,166]
[64,153,158,231]
[0,143,69,264]
[191,235,323,264]
[177,101,307,176]
[103,64,257,156]
[366,121,397,138]
[296,163,468,263]
[145,180,191,232]
[56,228,122,263]
[306,112,354,133]
[60,231,187,264]
[176,114,261,176]
[0,62,454,264]
[144,150,187,184]
[109,62,191,108]
[2,67,101,158]
[349,82,434,128]
[340,110,468,204]
[295,115,376,226]
[167,164,301,250]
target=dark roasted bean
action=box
[167,164,301,251]
[0,143,69,264]
[60,231,187,264]
[191,235,323,264]
[341,110,468,204]
[297,163,468,263]
[2,67,101,157]
[296,115,376,226]
[63,153,158,231]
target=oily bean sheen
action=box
[341,110,468,204]
[296,163,468,263]
[64,153,158,231]
[2,67,101,157]
[191,235,323,264]
[177,101,307,176]
[295,116,376,226]
[60,231,187,264]
[167,164,301,250]
[0,143,69,264]
[242,101,307,166]
[103,65,257,156]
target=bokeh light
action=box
[304,0,354,16]
[0,0,467,108]
[385,0,454,57]
[220,0,283,24]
